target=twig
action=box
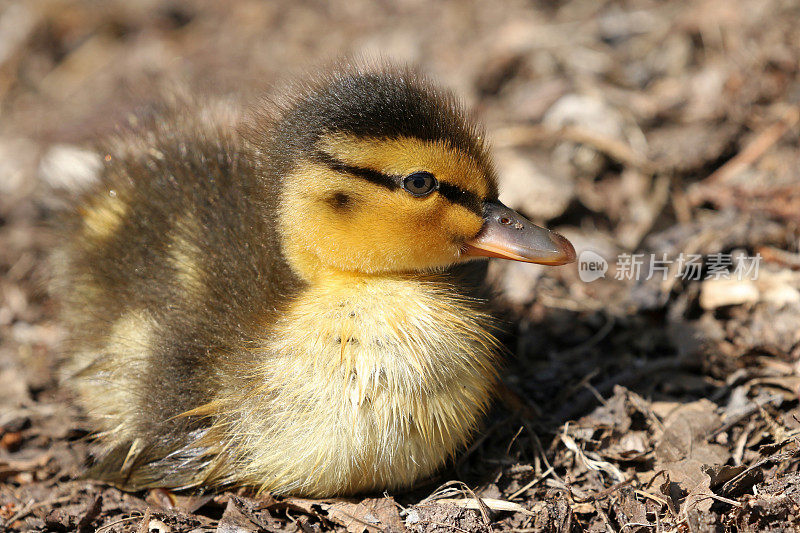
[2,499,35,529]
[691,493,743,509]
[493,124,658,174]
[633,490,669,508]
[721,448,800,496]
[704,106,798,186]
[621,523,657,531]
[507,466,555,500]
[421,481,495,532]
[574,477,636,504]
[2,495,74,527]
[688,105,800,206]
[96,514,144,533]
[505,425,525,455]
[706,393,783,440]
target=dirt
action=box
[1,0,800,531]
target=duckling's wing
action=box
[87,433,203,490]
[56,99,301,490]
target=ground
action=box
[1,0,800,531]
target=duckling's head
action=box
[249,66,575,279]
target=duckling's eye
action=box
[402,171,438,197]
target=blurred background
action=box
[1,0,799,531]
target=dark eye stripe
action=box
[314,150,483,216]
[437,183,483,215]
[314,150,398,190]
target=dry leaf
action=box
[655,400,730,489]
[216,497,259,533]
[280,497,404,533]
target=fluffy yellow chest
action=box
[211,274,499,496]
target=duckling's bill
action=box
[463,201,576,265]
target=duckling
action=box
[53,64,575,497]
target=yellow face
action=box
[278,134,493,278]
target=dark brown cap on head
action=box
[263,66,498,198]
